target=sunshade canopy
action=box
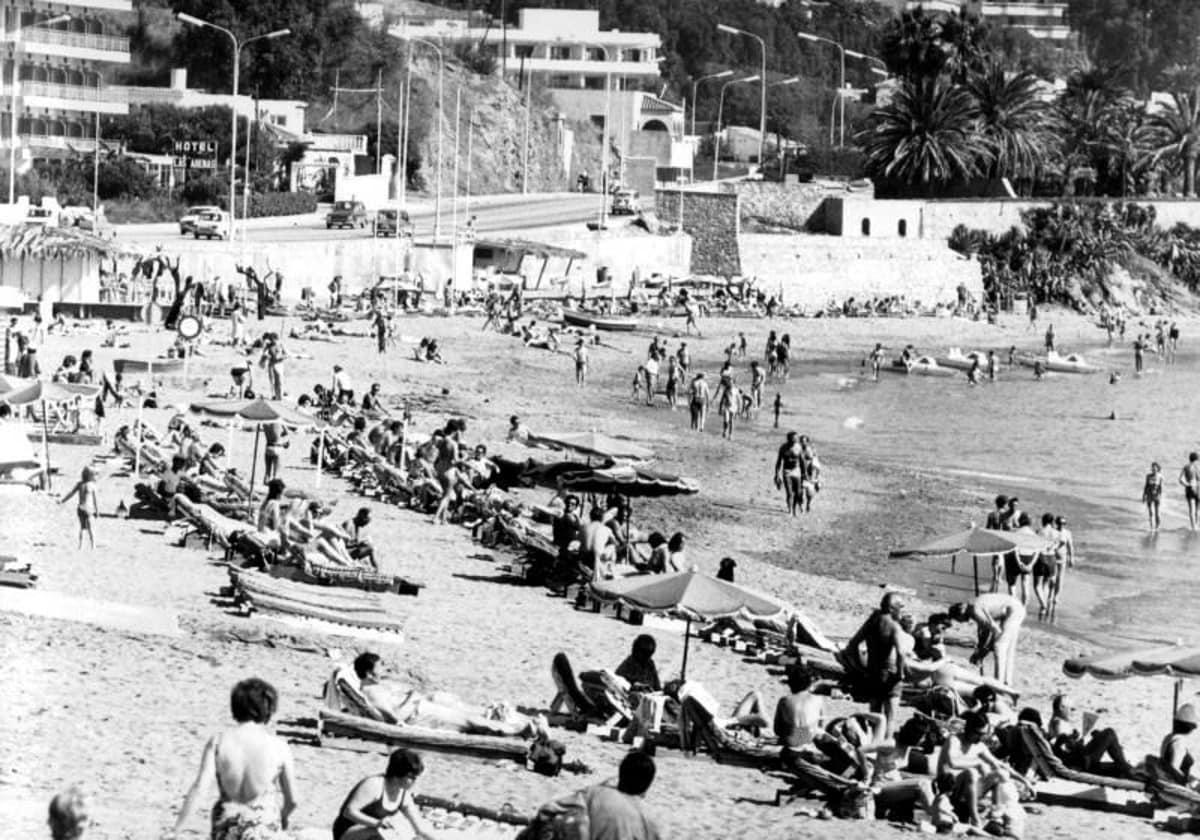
[590,569,785,623]
[889,526,1051,558]
[0,421,39,469]
[527,431,654,461]
[1,379,100,405]
[1064,645,1200,681]
[190,398,314,428]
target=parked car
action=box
[61,206,103,232]
[611,189,641,215]
[326,200,369,230]
[179,205,221,235]
[373,207,412,237]
[193,210,230,240]
[25,206,59,227]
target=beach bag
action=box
[516,790,589,840]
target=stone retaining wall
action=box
[655,190,740,276]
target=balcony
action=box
[18,82,129,114]
[20,28,131,63]
[0,135,99,152]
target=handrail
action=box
[22,28,129,53]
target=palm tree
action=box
[1145,89,1200,197]
[1056,67,1138,195]
[859,79,985,195]
[965,58,1060,190]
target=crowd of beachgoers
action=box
[4,276,1200,840]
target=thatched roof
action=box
[0,224,135,260]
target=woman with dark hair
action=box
[616,634,662,693]
[332,749,435,840]
[173,678,298,839]
[666,532,687,573]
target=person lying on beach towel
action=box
[344,653,549,739]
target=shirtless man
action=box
[750,360,765,408]
[869,343,884,381]
[986,349,998,381]
[774,432,806,517]
[949,593,1026,687]
[573,339,588,386]
[937,711,1031,828]
[174,678,298,836]
[1181,452,1200,530]
[842,592,908,737]
[688,373,710,432]
[579,506,615,578]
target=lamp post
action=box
[689,69,733,137]
[9,14,70,204]
[711,74,759,182]
[404,37,444,240]
[176,13,290,237]
[716,24,767,170]
[795,31,845,147]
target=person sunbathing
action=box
[351,653,548,739]
[615,634,662,694]
[1047,694,1133,778]
[288,501,358,567]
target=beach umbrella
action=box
[1064,644,1200,721]
[190,398,314,515]
[0,421,39,471]
[527,430,654,462]
[889,526,1053,596]
[589,568,787,678]
[2,379,101,490]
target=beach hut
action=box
[0,224,139,316]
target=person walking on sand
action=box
[1134,334,1145,374]
[773,393,782,428]
[1181,452,1200,530]
[1144,462,1164,531]
[173,678,298,839]
[676,342,690,376]
[949,593,1026,687]
[573,339,589,387]
[774,431,806,516]
[683,295,701,337]
[665,354,680,410]
[1044,323,1055,353]
[688,372,709,432]
[869,343,884,381]
[750,360,765,408]
[373,307,388,355]
[59,466,99,549]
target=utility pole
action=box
[522,76,532,195]
[376,69,383,173]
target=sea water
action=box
[790,339,1200,647]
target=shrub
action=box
[451,39,496,76]
[181,175,225,206]
[103,196,186,224]
[243,191,317,218]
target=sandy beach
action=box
[1,305,1193,839]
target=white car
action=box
[25,206,58,227]
[193,210,230,240]
[180,205,222,235]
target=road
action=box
[116,192,608,246]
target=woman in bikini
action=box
[332,749,435,840]
[173,678,298,840]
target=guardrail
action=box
[23,28,129,54]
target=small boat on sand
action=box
[114,358,186,375]
[937,348,987,372]
[561,309,638,332]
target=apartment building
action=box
[113,69,308,136]
[898,0,1070,44]
[2,2,131,159]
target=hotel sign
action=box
[173,139,217,169]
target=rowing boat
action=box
[561,309,639,332]
[936,348,987,372]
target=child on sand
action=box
[60,466,100,549]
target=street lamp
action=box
[796,31,845,148]
[9,14,70,204]
[402,37,444,240]
[176,13,290,237]
[712,74,759,182]
[717,24,767,170]
[690,69,733,137]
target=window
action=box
[547,75,572,89]
[584,76,606,90]
[587,47,607,61]
[590,115,606,131]
[898,219,907,237]
[550,46,571,61]
[861,218,871,236]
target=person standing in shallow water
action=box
[1180,453,1200,530]
[1144,462,1164,532]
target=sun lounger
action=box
[271,556,425,597]
[319,668,530,761]
[229,569,405,633]
[173,495,248,550]
[1017,723,1145,796]
[549,652,631,726]
[676,696,780,769]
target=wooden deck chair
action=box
[323,666,396,723]
[1142,755,1200,810]
[549,653,628,726]
[677,696,780,769]
[1017,723,1145,792]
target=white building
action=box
[899,0,1070,44]
[2,2,132,160]
[113,69,308,136]
[467,9,687,170]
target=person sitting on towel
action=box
[616,634,663,694]
[290,500,358,568]
[351,653,548,739]
[340,507,377,569]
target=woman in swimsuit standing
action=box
[332,749,435,840]
[774,432,806,517]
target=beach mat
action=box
[0,588,182,637]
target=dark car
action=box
[326,200,369,230]
[374,207,412,237]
